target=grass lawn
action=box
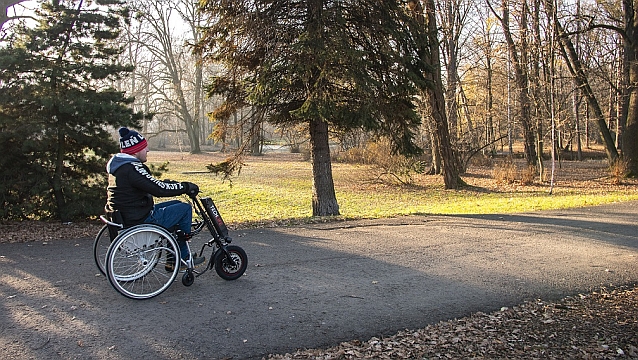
[151,150,638,228]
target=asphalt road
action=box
[1,201,637,359]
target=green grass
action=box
[154,152,638,228]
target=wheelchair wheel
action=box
[106,225,180,300]
[93,225,110,276]
[94,225,134,276]
[214,245,248,281]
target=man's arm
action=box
[127,162,189,197]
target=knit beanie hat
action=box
[119,127,148,155]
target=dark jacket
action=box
[105,154,188,225]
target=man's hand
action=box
[182,182,199,197]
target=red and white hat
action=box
[119,127,148,155]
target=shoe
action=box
[192,256,206,268]
[165,256,206,271]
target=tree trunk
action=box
[573,92,583,161]
[250,107,262,155]
[309,119,340,216]
[458,84,477,149]
[531,0,546,175]
[192,54,203,154]
[573,0,583,162]
[443,0,459,141]
[623,0,638,176]
[427,120,442,175]
[411,0,460,187]
[484,25,496,155]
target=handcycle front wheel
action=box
[214,245,248,280]
[106,225,180,300]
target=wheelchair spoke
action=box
[106,225,180,299]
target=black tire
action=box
[94,225,133,276]
[214,245,247,281]
[182,271,195,286]
[93,225,111,276]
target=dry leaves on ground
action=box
[268,286,638,359]
[0,220,102,243]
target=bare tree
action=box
[529,0,547,176]
[542,0,619,164]
[438,0,470,141]
[175,0,205,153]
[465,3,505,158]
[487,0,538,166]
[439,0,484,165]
[128,0,203,153]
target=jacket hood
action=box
[106,153,139,174]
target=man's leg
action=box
[146,201,192,232]
[145,202,193,259]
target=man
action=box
[105,127,205,268]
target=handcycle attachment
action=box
[96,195,247,300]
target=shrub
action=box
[469,154,493,167]
[609,158,630,185]
[335,141,425,185]
[520,165,537,185]
[493,158,517,184]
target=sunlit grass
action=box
[152,152,638,228]
[338,191,638,217]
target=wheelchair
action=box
[93,195,248,300]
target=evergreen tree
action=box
[0,0,143,221]
[199,0,426,216]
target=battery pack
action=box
[200,197,229,239]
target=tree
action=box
[0,0,143,221]
[560,0,638,175]
[409,0,462,189]
[1,0,26,30]
[487,0,538,167]
[542,0,619,165]
[438,0,472,143]
[126,0,204,153]
[622,0,638,176]
[199,0,425,216]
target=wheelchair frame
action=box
[96,195,247,300]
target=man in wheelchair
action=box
[105,127,205,269]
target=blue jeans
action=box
[145,200,192,259]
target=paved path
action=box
[1,201,637,359]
